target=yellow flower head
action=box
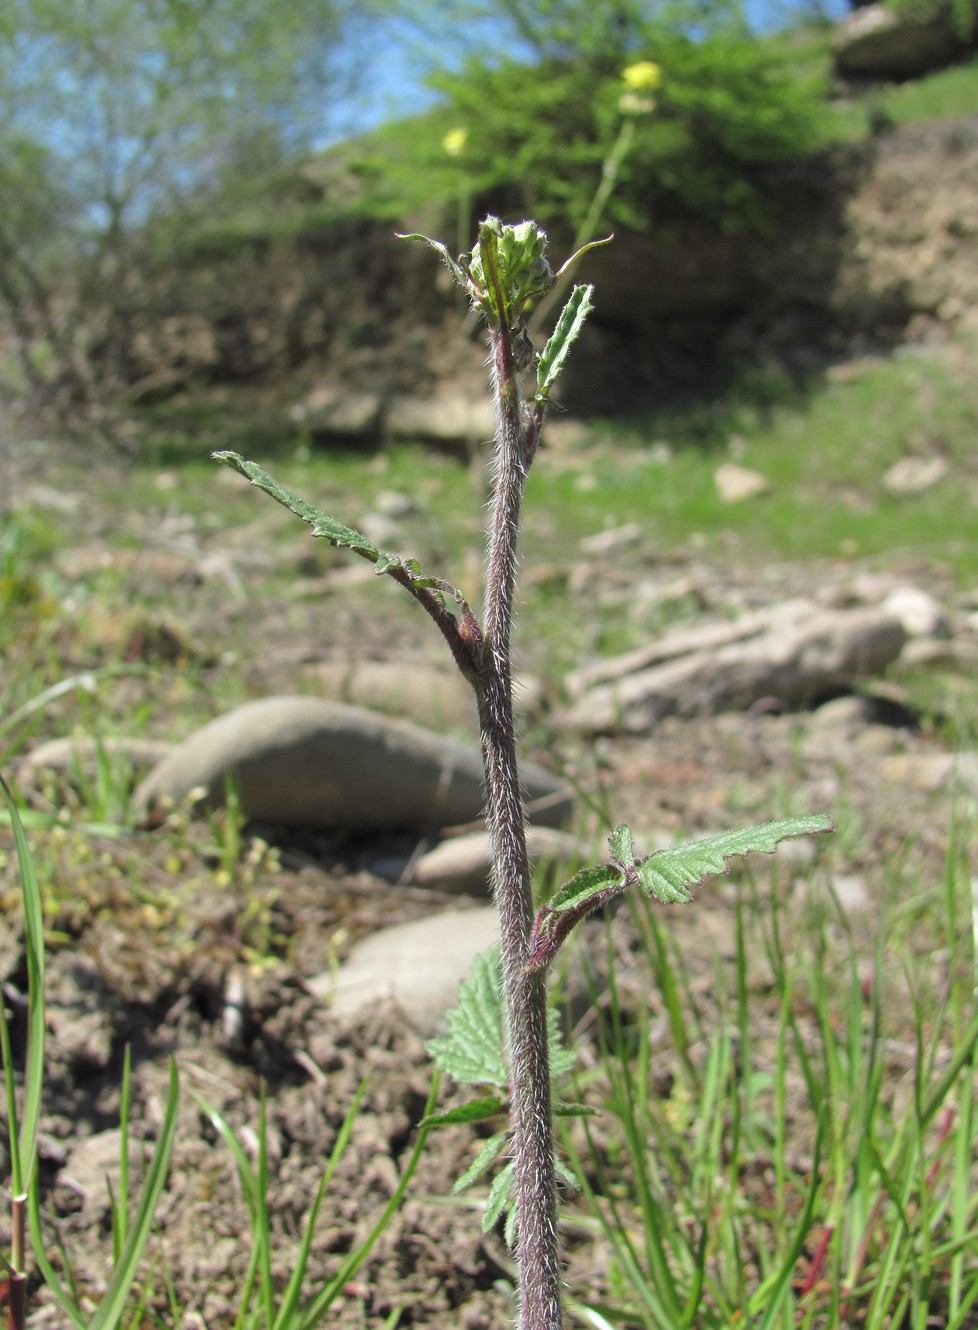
[622,60,662,93]
[443,127,468,158]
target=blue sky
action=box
[333,0,849,141]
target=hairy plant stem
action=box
[479,317,562,1330]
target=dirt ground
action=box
[1,433,974,1328]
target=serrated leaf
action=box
[213,452,390,562]
[428,951,578,1094]
[536,284,593,400]
[427,949,507,1090]
[421,1096,506,1128]
[636,815,833,905]
[608,823,634,866]
[454,1132,509,1193]
[544,864,622,915]
[482,1159,515,1232]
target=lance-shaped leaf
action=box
[554,1101,598,1119]
[536,284,594,401]
[635,814,833,905]
[483,1160,515,1232]
[453,1132,509,1194]
[543,864,622,917]
[396,232,468,291]
[422,1096,506,1128]
[213,451,380,556]
[212,452,469,614]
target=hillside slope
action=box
[128,114,978,425]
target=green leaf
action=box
[0,775,45,1191]
[608,823,634,867]
[429,947,581,1094]
[547,1006,577,1080]
[454,1132,509,1194]
[212,452,388,561]
[422,1096,506,1127]
[87,1058,180,1330]
[554,1101,598,1118]
[397,232,468,290]
[536,284,593,400]
[427,949,507,1090]
[635,815,833,905]
[555,1156,580,1192]
[482,1159,515,1232]
[544,864,622,915]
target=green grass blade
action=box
[87,1057,179,1330]
[192,1088,261,1213]
[24,1196,89,1330]
[271,1080,368,1330]
[921,1005,978,1127]
[115,1045,132,1263]
[191,1088,266,1328]
[0,999,23,1195]
[255,1092,274,1328]
[754,1116,826,1330]
[950,1046,976,1316]
[947,1269,978,1330]
[0,775,46,1189]
[297,1072,440,1329]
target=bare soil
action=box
[3,423,973,1329]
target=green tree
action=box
[373,0,823,238]
[0,0,370,445]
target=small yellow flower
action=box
[622,60,662,93]
[443,127,468,158]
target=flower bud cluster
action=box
[467,218,555,323]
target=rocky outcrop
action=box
[121,115,978,427]
[833,3,975,79]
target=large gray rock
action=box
[308,907,499,1034]
[833,3,972,78]
[565,603,906,735]
[132,696,573,831]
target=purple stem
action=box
[478,312,562,1330]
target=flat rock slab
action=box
[565,603,906,735]
[308,907,498,1035]
[131,696,573,831]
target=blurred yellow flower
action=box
[443,127,468,157]
[622,60,662,92]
